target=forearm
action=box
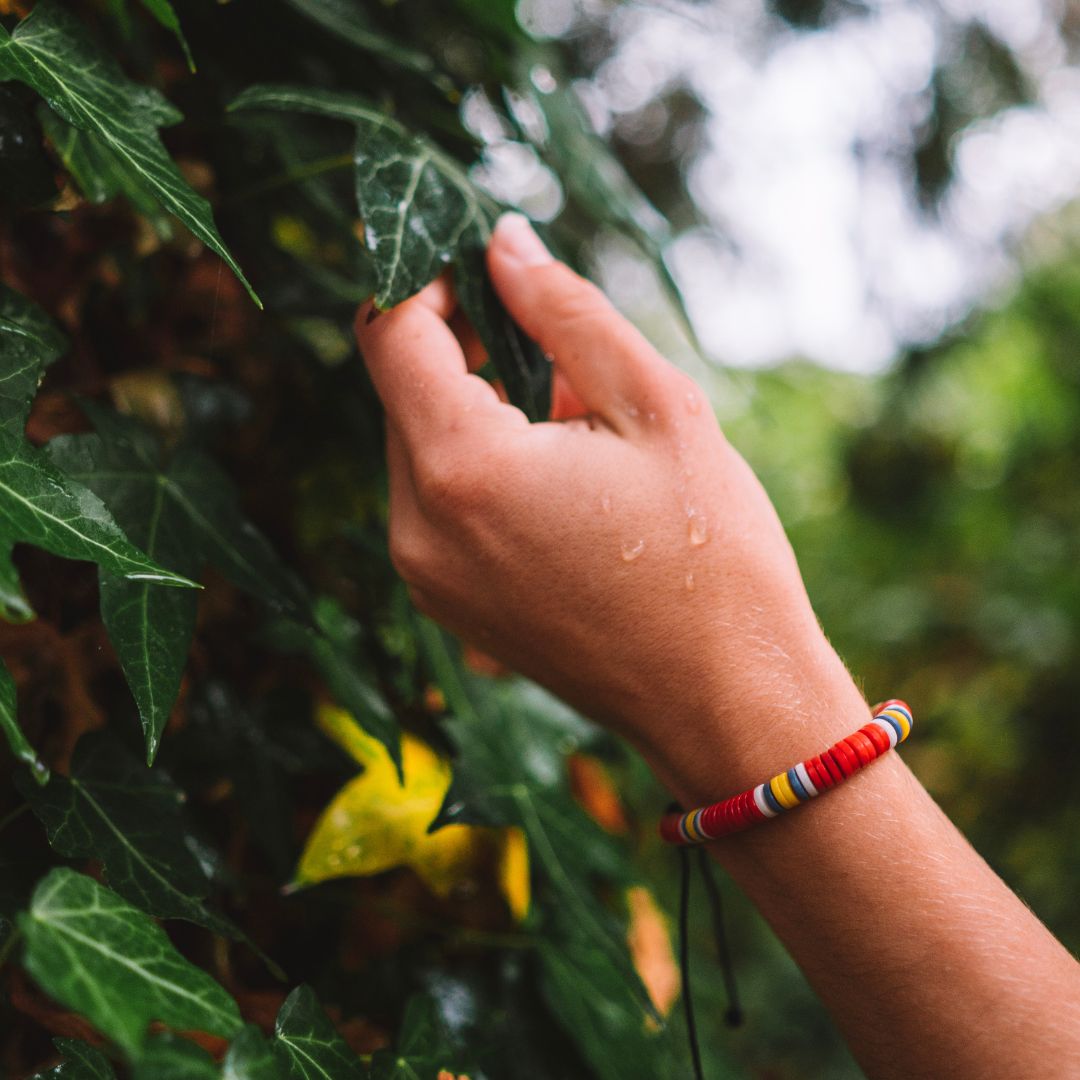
[646,665,1080,1080]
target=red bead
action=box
[860,722,891,756]
[806,755,831,791]
[818,750,844,785]
[829,740,858,777]
[845,730,876,767]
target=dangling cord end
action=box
[696,847,744,1028]
[678,841,706,1080]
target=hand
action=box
[355,214,866,795]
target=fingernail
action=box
[494,212,552,267]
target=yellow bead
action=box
[770,773,801,811]
[882,707,911,741]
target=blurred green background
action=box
[552,1,1080,1075]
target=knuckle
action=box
[543,265,609,326]
[414,451,479,515]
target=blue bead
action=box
[879,714,904,742]
[762,783,784,815]
[787,767,809,802]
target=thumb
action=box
[486,213,670,428]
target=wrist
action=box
[638,636,871,808]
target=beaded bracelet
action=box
[659,700,913,845]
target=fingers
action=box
[486,214,675,429]
[355,277,512,450]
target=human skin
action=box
[354,213,1080,1079]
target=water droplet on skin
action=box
[685,572,695,591]
[688,513,708,546]
[626,405,640,419]
[621,538,645,562]
[685,391,702,415]
[646,410,657,422]
[601,493,613,514]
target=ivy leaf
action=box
[1,656,49,784]
[48,409,307,760]
[229,85,550,421]
[293,704,529,921]
[0,447,196,587]
[31,1037,117,1080]
[130,1035,218,1080]
[0,2,258,306]
[18,732,238,937]
[370,995,466,1080]
[280,0,448,91]
[19,869,243,1055]
[0,540,34,623]
[224,1025,287,1080]
[265,598,400,774]
[0,283,67,443]
[418,626,654,1023]
[136,0,195,73]
[538,912,669,1080]
[38,108,173,238]
[273,985,367,1080]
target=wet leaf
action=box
[273,985,367,1080]
[19,732,238,936]
[228,85,550,421]
[294,704,529,920]
[19,869,243,1055]
[0,2,257,305]
[32,1037,117,1079]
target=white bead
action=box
[753,783,778,818]
[870,716,899,749]
[794,761,818,798]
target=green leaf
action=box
[229,85,550,420]
[266,598,400,775]
[131,1034,218,1080]
[0,446,198,587]
[0,2,257,306]
[18,732,237,936]
[538,915,668,1080]
[48,410,306,759]
[280,0,447,89]
[39,108,173,237]
[19,869,243,1055]
[0,284,67,443]
[529,79,700,355]
[0,657,48,783]
[370,995,465,1080]
[138,0,195,73]
[273,985,366,1080]
[32,1037,118,1080]
[418,625,655,1027]
[224,1025,287,1080]
[0,539,34,622]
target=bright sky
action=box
[504,0,1080,372]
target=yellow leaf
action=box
[295,705,530,921]
[626,886,679,1023]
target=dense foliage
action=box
[2,1,1077,1078]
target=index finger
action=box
[355,278,517,447]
